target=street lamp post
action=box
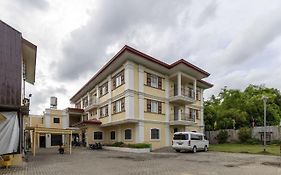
[262,95,268,152]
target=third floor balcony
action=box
[170,86,195,104]
[84,96,99,111]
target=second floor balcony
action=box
[169,112,195,125]
[84,97,99,111]
[170,86,195,104]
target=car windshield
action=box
[173,134,188,140]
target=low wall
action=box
[103,146,150,153]
[205,126,281,144]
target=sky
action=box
[1,0,281,114]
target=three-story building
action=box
[70,45,213,149]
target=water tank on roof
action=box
[50,97,57,109]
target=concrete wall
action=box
[205,126,281,144]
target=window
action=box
[94,131,103,140]
[110,131,116,140]
[53,117,60,123]
[196,110,200,120]
[112,71,124,89]
[151,128,160,140]
[99,82,108,96]
[173,134,188,140]
[147,99,162,114]
[150,74,158,88]
[191,134,202,140]
[146,73,162,89]
[113,98,125,114]
[151,101,158,113]
[124,129,132,140]
[100,105,108,117]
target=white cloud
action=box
[1,0,281,113]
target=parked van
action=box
[172,132,209,153]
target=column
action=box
[87,92,90,106]
[177,72,181,96]
[125,61,135,119]
[165,76,170,122]
[136,122,144,143]
[139,65,144,120]
[178,108,182,121]
[193,80,197,100]
[165,124,170,146]
[200,89,204,128]
[108,76,112,122]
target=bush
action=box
[111,142,125,147]
[217,130,228,144]
[245,138,260,145]
[238,127,251,143]
[127,143,151,149]
[270,140,281,145]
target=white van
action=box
[172,132,209,153]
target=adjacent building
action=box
[0,20,36,165]
[69,45,213,149]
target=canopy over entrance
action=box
[25,127,74,156]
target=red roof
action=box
[70,45,211,101]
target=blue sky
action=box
[1,0,281,114]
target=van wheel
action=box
[204,146,208,152]
[192,146,197,153]
[175,149,180,153]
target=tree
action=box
[204,84,281,131]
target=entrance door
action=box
[39,135,46,148]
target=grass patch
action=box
[106,142,151,149]
[209,143,281,156]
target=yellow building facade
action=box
[70,45,213,149]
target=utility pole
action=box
[262,95,268,152]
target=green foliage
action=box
[238,127,251,143]
[127,143,151,149]
[204,84,281,131]
[217,130,228,144]
[111,142,125,147]
[245,138,260,145]
[270,140,281,145]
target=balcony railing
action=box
[170,86,195,98]
[170,113,195,122]
[89,97,98,106]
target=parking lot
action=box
[0,148,280,175]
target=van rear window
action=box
[173,134,188,140]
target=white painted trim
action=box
[103,146,150,153]
[149,128,161,141]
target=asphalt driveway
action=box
[0,147,280,175]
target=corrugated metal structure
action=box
[0,21,22,108]
[0,20,37,156]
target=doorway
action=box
[39,135,46,148]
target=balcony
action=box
[169,86,195,104]
[169,112,195,125]
[84,97,99,111]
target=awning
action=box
[22,38,37,85]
